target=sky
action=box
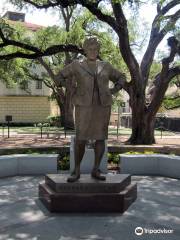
[0,0,178,60]
[0,0,61,26]
[0,0,157,27]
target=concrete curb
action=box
[0,154,58,177]
[120,154,180,179]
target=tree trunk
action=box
[56,99,74,129]
[127,90,156,145]
[64,49,75,129]
[128,112,156,144]
[54,96,65,127]
[59,102,66,127]
[53,86,74,129]
[64,76,75,130]
[52,89,66,127]
[65,90,75,129]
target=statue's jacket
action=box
[55,60,126,106]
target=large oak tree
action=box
[1,0,180,144]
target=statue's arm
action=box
[108,63,126,94]
[54,62,74,87]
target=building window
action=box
[20,81,28,90]
[121,102,126,113]
[36,80,42,89]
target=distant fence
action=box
[120,116,132,128]
[155,117,180,132]
[120,116,180,132]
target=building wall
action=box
[0,96,53,123]
[50,100,60,117]
[0,79,50,96]
[0,13,60,124]
[110,113,118,126]
[166,109,180,118]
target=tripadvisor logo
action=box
[135,226,174,235]
[135,227,143,236]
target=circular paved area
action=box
[0,175,179,240]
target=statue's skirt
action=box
[75,90,111,140]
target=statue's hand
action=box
[54,73,66,87]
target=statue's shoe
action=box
[91,169,106,181]
[67,173,80,183]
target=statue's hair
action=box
[83,37,100,51]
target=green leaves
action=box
[34,26,65,50]
[163,96,180,109]
[0,19,15,39]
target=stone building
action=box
[0,11,59,124]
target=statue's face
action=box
[85,44,99,61]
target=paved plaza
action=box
[0,131,180,239]
[0,135,180,148]
[0,175,180,240]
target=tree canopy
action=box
[0,0,180,144]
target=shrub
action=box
[107,152,120,164]
[47,115,61,127]
[57,152,70,170]
[125,151,155,155]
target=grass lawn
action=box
[2,126,176,137]
[108,127,176,136]
[14,126,65,134]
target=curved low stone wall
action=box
[0,154,58,177]
[1,153,180,179]
[120,154,180,179]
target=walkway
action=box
[0,175,179,240]
[0,135,180,149]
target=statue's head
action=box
[83,37,100,61]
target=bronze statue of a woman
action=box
[55,37,126,182]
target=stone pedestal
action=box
[39,174,137,213]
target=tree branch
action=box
[159,9,180,37]
[0,37,42,54]
[151,65,180,90]
[22,0,63,9]
[78,0,118,31]
[140,1,180,89]
[15,1,137,80]
[0,52,40,60]
[23,0,118,31]
[25,71,43,82]
[23,61,60,90]
[43,79,54,89]
[69,5,75,19]
[23,0,102,10]
[110,1,140,91]
[0,43,83,60]
[160,0,180,15]
[0,29,6,42]
[147,37,180,115]
[166,66,180,83]
[38,57,55,80]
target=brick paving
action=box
[0,175,180,240]
[0,134,179,149]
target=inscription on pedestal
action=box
[45,174,131,193]
[39,174,137,213]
